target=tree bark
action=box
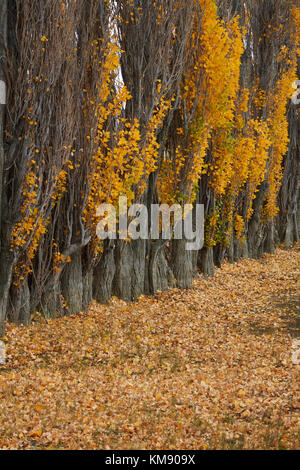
[8,277,31,326]
[0,0,7,335]
[61,251,84,315]
[93,241,116,304]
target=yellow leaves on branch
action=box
[53,250,71,275]
[12,160,71,267]
[264,66,298,220]
[234,214,245,240]
[262,6,299,220]
[158,0,244,205]
[83,41,169,253]
[292,6,300,55]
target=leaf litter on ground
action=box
[0,245,299,449]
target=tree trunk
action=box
[93,241,116,304]
[0,0,7,336]
[264,220,275,254]
[113,239,146,301]
[277,90,300,248]
[8,277,31,326]
[148,240,175,294]
[82,269,93,310]
[247,182,268,259]
[0,249,15,336]
[39,275,62,320]
[199,247,215,277]
[61,251,83,315]
[171,239,194,288]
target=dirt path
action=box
[0,245,299,449]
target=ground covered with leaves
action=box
[0,245,299,450]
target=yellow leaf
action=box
[29,428,43,438]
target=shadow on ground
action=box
[249,294,300,338]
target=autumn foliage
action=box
[0,0,299,332]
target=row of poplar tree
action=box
[0,0,299,334]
